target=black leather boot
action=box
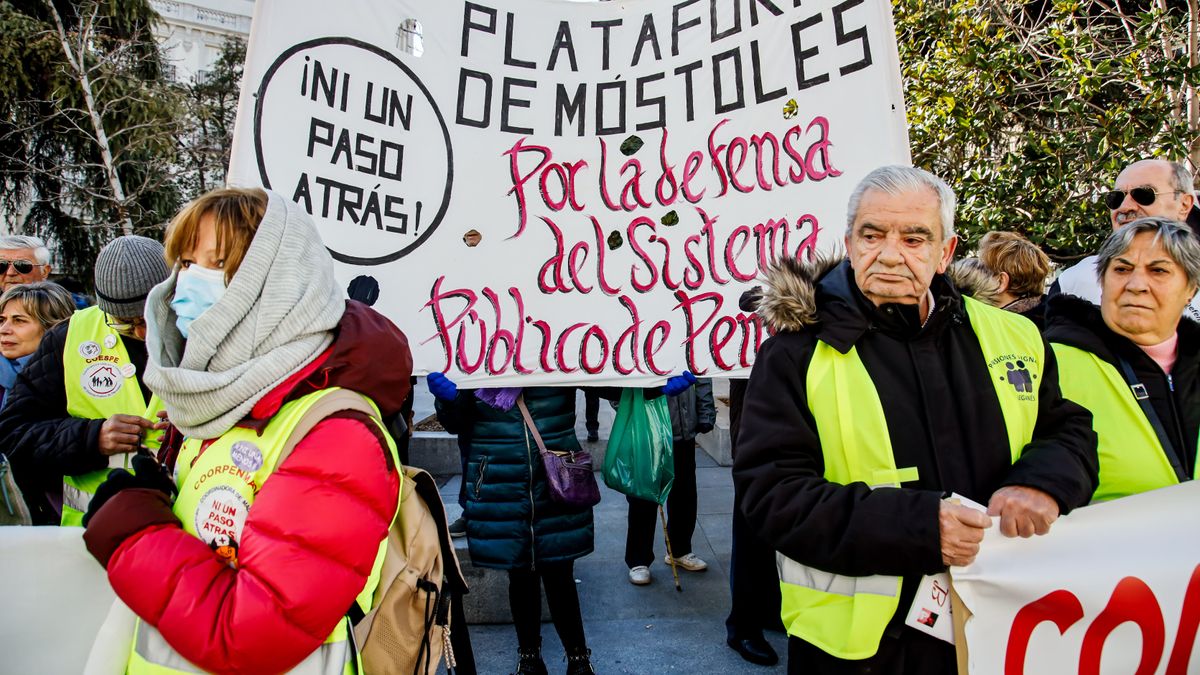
[512,647,548,675]
[565,647,596,675]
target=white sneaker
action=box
[628,565,651,585]
[665,552,708,572]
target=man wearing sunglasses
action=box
[0,235,52,291]
[0,235,170,525]
[1052,159,1200,320]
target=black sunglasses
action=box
[0,260,38,275]
[1104,187,1179,210]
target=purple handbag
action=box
[517,397,602,509]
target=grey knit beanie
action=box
[94,235,170,318]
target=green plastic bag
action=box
[603,389,674,504]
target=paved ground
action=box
[436,391,789,674]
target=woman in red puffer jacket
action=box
[82,187,412,674]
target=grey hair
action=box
[846,165,957,239]
[0,235,50,265]
[1094,217,1200,289]
[1166,161,1195,195]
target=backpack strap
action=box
[404,465,469,594]
[275,388,382,466]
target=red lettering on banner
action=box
[1167,564,1200,675]
[465,117,840,378]
[1005,590,1084,675]
[1004,564,1200,674]
[505,115,839,231]
[503,138,587,238]
[425,277,702,376]
[1079,577,1164,675]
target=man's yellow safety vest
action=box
[126,387,400,675]
[1051,343,1189,502]
[779,297,1042,660]
[62,306,163,526]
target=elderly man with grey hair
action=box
[1053,159,1200,320]
[0,234,52,290]
[733,165,1099,674]
[1046,216,1200,503]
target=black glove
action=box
[83,454,176,527]
[696,422,714,434]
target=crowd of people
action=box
[0,156,1195,675]
[735,158,1197,674]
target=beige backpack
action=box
[279,389,468,674]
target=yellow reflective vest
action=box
[126,387,400,675]
[779,297,1042,660]
[61,306,163,526]
[1051,344,1189,502]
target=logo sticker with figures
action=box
[103,334,118,349]
[230,441,264,473]
[81,363,123,398]
[987,353,1040,402]
[195,485,250,549]
[78,341,101,359]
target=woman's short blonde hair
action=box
[0,282,76,330]
[978,231,1052,298]
[164,187,268,282]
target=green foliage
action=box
[896,0,1199,260]
[0,0,182,278]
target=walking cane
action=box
[659,504,682,592]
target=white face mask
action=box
[170,264,227,338]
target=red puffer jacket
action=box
[100,302,411,674]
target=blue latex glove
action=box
[662,371,697,396]
[427,372,459,402]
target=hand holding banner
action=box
[952,481,1199,674]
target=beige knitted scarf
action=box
[144,190,345,439]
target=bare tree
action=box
[42,0,132,234]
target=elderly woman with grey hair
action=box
[1045,216,1200,501]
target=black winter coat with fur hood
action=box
[733,258,1099,635]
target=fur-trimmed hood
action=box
[946,259,1003,307]
[757,252,845,332]
[757,254,968,351]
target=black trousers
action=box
[725,483,782,640]
[625,438,697,568]
[508,561,588,653]
[787,631,956,675]
[584,391,600,434]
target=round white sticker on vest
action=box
[103,334,118,349]
[230,441,263,473]
[121,363,136,379]
[78,341,101,359]
[195,485,250,547]
[81,363,123,398]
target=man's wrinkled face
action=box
[846,188,957,307]
[0,248,49,290]
[1109,161,1193,230]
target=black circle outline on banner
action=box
[253,36,454,266]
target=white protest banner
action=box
[952,481,1200,675]
[228,0,910,385]
[0,527,119,673]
